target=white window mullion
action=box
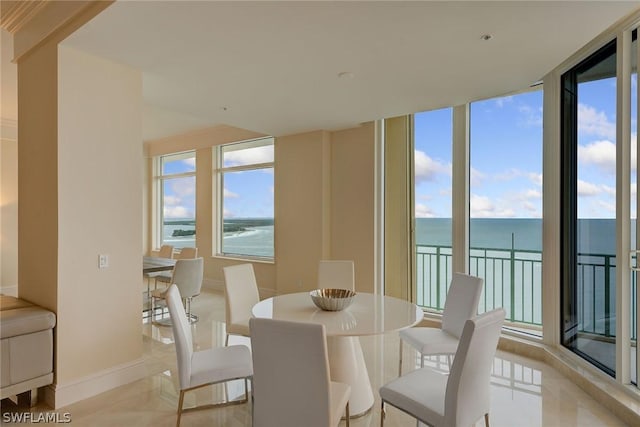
[616,29,632,385]
[452,104,469,274]
[636,27,640,389]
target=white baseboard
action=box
[44,358,145,409]
[0,285,18,297]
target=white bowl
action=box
[310,288,356,311]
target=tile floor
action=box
[0,289,630,426]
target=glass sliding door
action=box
[561,40,617,376]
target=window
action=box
[215,137,274,259]
[155,151,196,250]
[414,107,453,310]
[470,90,543,328]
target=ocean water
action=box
[417,218,628,255]
[164,217,625,256]
[163,218,274,257]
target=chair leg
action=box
[176,390,185,427]
[484,413,490,427]
[225,333,229,346]
[420,352,425,368]
[380,401,385,427]
[345,402,350,427]
[398,339,403,376]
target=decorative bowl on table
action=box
[310,288,356,311]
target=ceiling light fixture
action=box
[337,71,355,79]
[480,34,493,41]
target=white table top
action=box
[251,292,423,337]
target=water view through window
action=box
[470,90,543,327]
[415,90,544,331]
[160,152,196,249]
[218,138,274,258]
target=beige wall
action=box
[330,123,376,292]
[0,130,18,294]
[17,37,59,312]
[56,45,143,383]
[145,123,377,296]
[275,130,331,294]
[18,37,144,406]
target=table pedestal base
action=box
[327,336,374,417]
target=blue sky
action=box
[415,78,636,219]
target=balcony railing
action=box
[416,244,637,340]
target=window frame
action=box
[153,150,197,251]
[213,137,275,261]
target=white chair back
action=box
[445,308,505,427]
[318,260,355,291]
[158,244,174,258]
[441,272,484,338]
[250,318,333,427]
[223,264,260,334]
[165,285,193,390]
[172,258,203,299]
[178,247,198,259]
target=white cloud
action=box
[523,201,537,214]
[164,206,191,219]
[415,203,436,218]
[224,145,273,166]
[577,179,615,197]
[470,194,516,218]
[169,179,195,197]
[577,179,601,196]
[163,195,181,206]
[577,134,637,174]
[494,168,521,181]
[528,172,543,187]
[524,189,541,199]
[470,167,486,188]
[578,140,616,175]
[182,157,196,168]
[224,188,239,198]
[495,96,513,108]
[595,199,616,215]
[518,104,542,127]
[414,150,450,183]
[578,103,616,140]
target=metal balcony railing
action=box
[416,244,637,340]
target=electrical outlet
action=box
[98,254,109,269]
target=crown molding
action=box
[0,0,49,34]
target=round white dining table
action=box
[252,292,423,416]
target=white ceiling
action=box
[7,1,640,140]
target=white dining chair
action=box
[154,247,198,290]
[381,308,505,427]
[165,285,253,427]
[318,260,355,291]
[223,263,260,346]
[250,317,350,427]
[398,272,483,375]
[151,258,203,325]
